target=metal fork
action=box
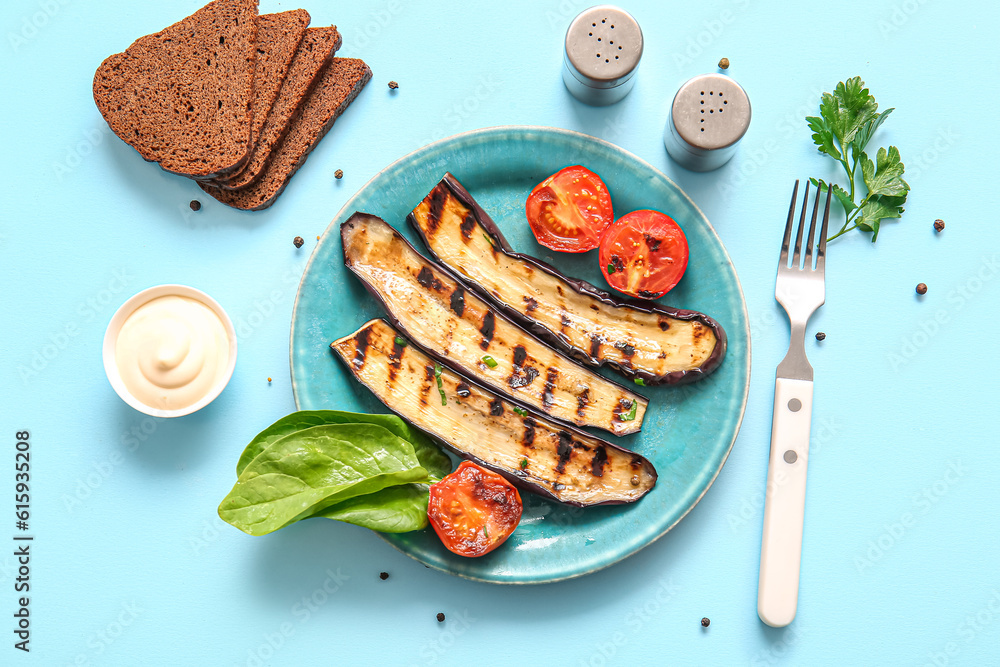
[757,180,832,628]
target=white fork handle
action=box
[757,377,814,627]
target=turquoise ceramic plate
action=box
[291,126,749,584]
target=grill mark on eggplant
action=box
[612,398,633,421]
[508,366,539,389]
[459,212,476,239]
[589,334,603,359]
[512,345,527,367]
[576,388,590,418]
[614,340,636,358]
[456,382,471,398]
[522,417,536,449]
[418,366,433,405]
[449,287,466,316]
[560,313,571,330]
[507,343,539,389]
[658,320,670,331]
[388,336,406,382]
[591,445,608,477]
[523,296,538,312]
[351,326,372,370]
[479,311,495,350]
[426,185,447,232]
[629,454,644,470]
[416,266,444,291]
[489,398,504,416]
[543,368,558,409]
[555,432,573,474]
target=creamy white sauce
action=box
[115,295,230,411]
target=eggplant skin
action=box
[340,212,648,436]
[330,319,657,507]
[406,173,727,386]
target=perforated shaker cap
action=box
[663,73,751,171]
[562,5,643,106]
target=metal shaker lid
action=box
[672,73,751,151]
[664,73,751,171]
[564,5,643,91]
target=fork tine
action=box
[780,181,799,268]
[804,184,821,268]
[816,184,833,271]
[791,181,809,269]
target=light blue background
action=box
[2,0,998,665]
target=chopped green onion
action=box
[483,525,489,539]
[482,233,494,247]
[634,378,646,386]
[620,400,638,421]
[434,363,446,405]
[607,263,615,274]
[520,458,528,470]
[394,336,407,347]
[482,355,498,368]
[512,406,527,417]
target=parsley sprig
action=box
[806,77,909,243]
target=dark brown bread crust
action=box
[244,10,310,158]
[92,0,259,179]
[212,26,340,190]
[199,57,371,210]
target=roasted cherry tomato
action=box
[599,210,689,299]
[427,461,522,557]
[525,165,614,253]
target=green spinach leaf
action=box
[220,424,427,536]
[313,484,431,533]
[237,410,451,479]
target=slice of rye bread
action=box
[93,0,259,179]
[211,26,341,189]
[242,10,311,159]
[199,57,372,210]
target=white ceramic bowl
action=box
[103,284,237,418]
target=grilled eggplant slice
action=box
[331,319,656,506]
[407,173,727,385]
[341,213,647,436]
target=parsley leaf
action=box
[851,108,894,156]
[820,76,878,147]
[806,115,841,161]
[856,195,905,242]
[806,77,908,244]
[809,178,855,216]
[861,146,909,198]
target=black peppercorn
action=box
[701,617,710,627]
[718,58,729,69]
[388,81,399,89]
[379,572,389,581]
[815,332,826,341]
[934,219,945,232]
[293,236,304,248]
[334,169,344,179]
[916,283,928,295]
[189,200,201,211]
[436,612,445,622]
